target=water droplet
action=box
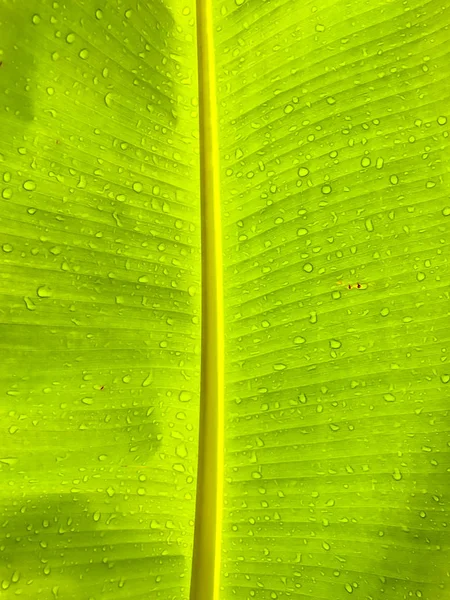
[284,104,293,114]
[95,9,103,19]
[36,286,52,298]
[361,157,371,167]
[376,157,384,169]
[390,174,399,185]
[440,374,449,384]
[188,286,196,297]
[82,397,93,405]
[104,93,113,107]
[79,49,89,60]
[93,510,101,522]
[303,263,313,273]
[442,207,450,216]
[176,444,187,458]
[179,391,192,402]
[437,116,447,125]
[380,307,390,317]
[330,339,342,349]
[345,583,353,594]
[2,244,13,253]
[321,184,332,194]
[365,218,374,232]
[32,14,41,24]
[416,272,426,282]
[392,468,402,481]
[326,97,336,105]
[294,336,306,345]
[383,393,396,402]
[66,33,76,44]
[24,297,36,311]
[23,180,36,191]
[273,363,286,371]
[2,188,12,199]
[322,541,330,550]
[297,228,308,236]
[315,24,325,32]
[133,182,143,193]
[298,167,309,177]
[46,87,54,96]
[142,373,153,387]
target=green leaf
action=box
[1,1,449,600]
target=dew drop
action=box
[23,180,36,191]
[142,373,153,387]
[273,363,287,371]
[104,93,113,108]
[390,174,399,185]
[24,297,36,311]
[392,468,402,481]
[37,286,52,298]
[383,393,396,402]
[365,218,374,232]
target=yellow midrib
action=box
[190,0,224,599]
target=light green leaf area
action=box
[1,0,450,599]
[216,1,450,599]
[0,1,200,599]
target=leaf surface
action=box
[1,1,450,599]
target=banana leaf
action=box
[0,1,449,599]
